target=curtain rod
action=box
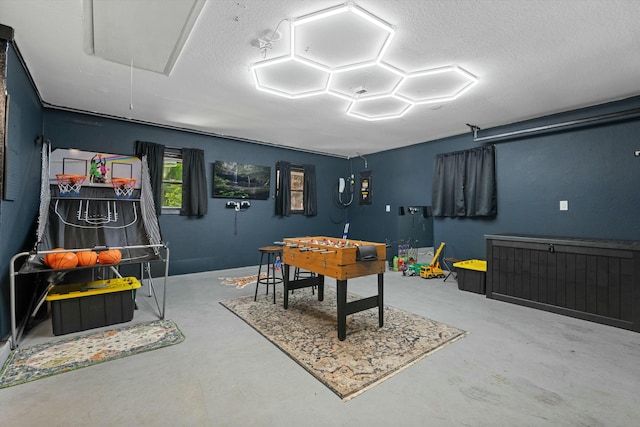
[468,107,640,143]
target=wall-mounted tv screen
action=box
[213,161,271,200]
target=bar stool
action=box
[254,246,284,304]
[293,267,317,295]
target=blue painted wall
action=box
[0,44,44,338]
[348,96,640,262]
[41,109,348,275]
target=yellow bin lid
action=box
[452,259,487,272]
[46,277,141,301]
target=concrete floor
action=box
[1,264,639,426]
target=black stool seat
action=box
[255,246,284,304]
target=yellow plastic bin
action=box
[452,259,487,294]
[46,277,141,335]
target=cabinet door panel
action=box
[486,235,639,332]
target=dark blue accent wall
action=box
[348,96,640,263]
[41,109,347,275]
[0,44,44,338]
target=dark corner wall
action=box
[347,96,640,262]
[0,41,45,339]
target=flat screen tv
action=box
[213,161,271,200]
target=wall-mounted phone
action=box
[339,176,354,194]
[338,175,355,207]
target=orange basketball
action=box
[44,248,65,268]
[76,250,98,267]
[98,249,122,265]
[47,251,78,269]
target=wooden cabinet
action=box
[486,234,640,332]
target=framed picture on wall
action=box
[212,160,271,200]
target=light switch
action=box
[559,200,568,211]
[385,205,391,212]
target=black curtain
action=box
[181,148,208,217]
[275,161,291,216]
[135,141,164,216]
[432,145,496,217]
[303,164,317,216]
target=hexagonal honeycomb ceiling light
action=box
[249,1,478,121]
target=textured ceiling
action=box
[1,0,639,158]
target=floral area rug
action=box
[0,319,184,389]
[218,273,266,289]
[221,289,467,401]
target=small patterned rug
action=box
[0,319,184,389]
[218,273,266,289]
[221,289,467,401]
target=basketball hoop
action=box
[56,174,86,196]
[111,177,137,199]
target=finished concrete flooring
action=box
[1,265,639,426]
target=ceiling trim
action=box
[41,101,348,159]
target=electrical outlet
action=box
[559,200,568,211]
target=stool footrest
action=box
[258,277,283,284]
[255,246,284,304]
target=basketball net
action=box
[56,174,86,196]
[111,178,137,199]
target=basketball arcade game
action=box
[9,145,169,349]
[281,236,386,341]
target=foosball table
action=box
[281,236,386,341]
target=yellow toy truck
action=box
[420,242,446,279]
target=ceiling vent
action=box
[84,0,205,75]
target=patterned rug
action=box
[221,289,467,401]
[218,273,266,289]
[0,319,184,389]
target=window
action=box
[162,148,183,211]
[275,161,316,217]
[276,163,305,214]
[290,167,304,212]
[432,145,496,217]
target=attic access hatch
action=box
[84,0,205,75]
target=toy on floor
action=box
[402,256,418,276]
[420,242,446,279]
